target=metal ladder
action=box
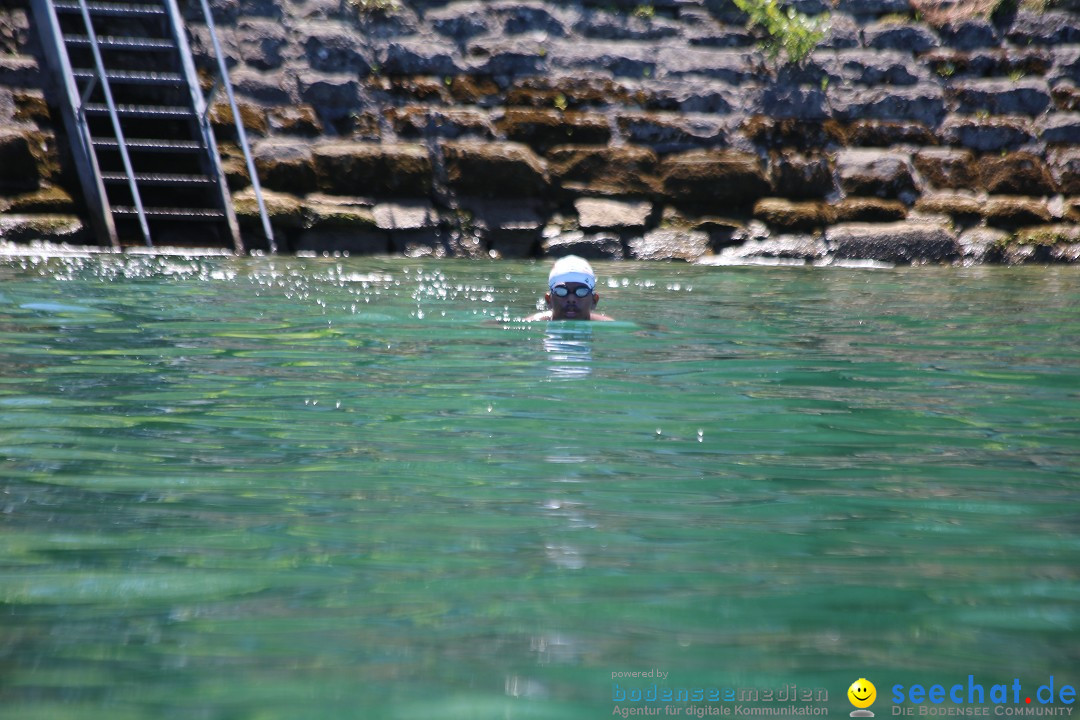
[30,0,274,252]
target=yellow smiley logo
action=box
[848,678,877,714]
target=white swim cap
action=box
[548,255,596,290]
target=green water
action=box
[1,252,1078,719]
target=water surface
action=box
[1,252,1078,719]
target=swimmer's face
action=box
[547,282,597,320]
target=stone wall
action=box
[3,0,1080,262]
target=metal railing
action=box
[186,0,276,253]
[74,0,153,245]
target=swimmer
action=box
[525,255,614,322]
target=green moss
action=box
[348,0,399,15]
[733,0,830,66]
[1012,225,1080,247]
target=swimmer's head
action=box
[548,255,596,292]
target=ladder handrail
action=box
[195,0,276,253]
[30,0,119,248]
[75,0,153,246]
[163,0,244,253]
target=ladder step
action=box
[85,103,193,117]
[54,1,166,17]
[73,68,183,84]
[102,172,214,186]
[113,206,226,220]
[94,137,203,152]
[65,35,175,51]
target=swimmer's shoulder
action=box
[522,311,616,322]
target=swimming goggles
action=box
[551,285,593,298]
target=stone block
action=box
[466,37,549,77]
[1052,83,1080,112]
[297,72,359,116]
[12,91,50,126]
[826,222,960,263]
[253,139,318,196]
[547,145,662,197]
[448,75,502,105]
[4,186,75,214]
[741,116,846,150]
[575,198,653,230]
[1040,114,1080,146]
[983,197,1052,228]
[831,197,908,222]
[976,152,1057,196]
[386,107,494,140]
[548,39,656,78]
[302,23,371,74]
[313,143,432,197]
[426,2,493,40]
[373,201,439,231]
[649,79,738,114]
[366,75,449,104]
[575,10,682,40]
[209,99,269,141]
[0,214,85,244]
[913,148,977,190]
[442,141,548,198]
[657,47,753,83]
[863,21,938,52]
[0,129,42,193]
[234,19,289,71]
[1051,47,1080,86]
[233,188,305,230]
[950,78,1051,117]
[836,149,918,200]
[617,112,728,151]
[381,38,464,75]
[496,109,611,152]
[844,120,936,147]
[686,19,756,49]
[819,14,861,49]
[914,191,984,219]
[1047,148,1080,195]
[231,68,296,106]
[304,195,376,228]
[462,198,544,231]
[463,199,544,258]
[1006,10,1080,45]
[940,115,1034,152]
[769,152,834,199]
[830,86,946,126]
[762,84,829,121]
[937,19,999,50]
[494,0,571,36]
[268,104,324,137]
[753,198,831,231]
[713,235,829,263]
[542,231,624,259]
[0,55,40,87]
[628,229,712,261]
[958,227,1008,263]
[1014,224,1080,246]
[658,149,771,207]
